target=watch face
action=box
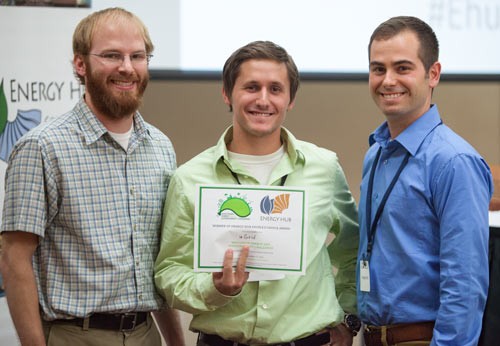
[345,314,361,332]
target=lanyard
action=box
[364,147,410,261]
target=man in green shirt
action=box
[154,41,359,346]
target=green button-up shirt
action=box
[155,127,358,345]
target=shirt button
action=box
[130,187,135,195]
[384,160,388,165]
[262,304,269,309]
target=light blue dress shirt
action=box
[357,105,493,346]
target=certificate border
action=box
[195,184,307,273]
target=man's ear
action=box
[428,61,441,89]
[222,87,233,112]
[222,87,231,106]
[73,55,87,80]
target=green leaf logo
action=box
[0,79,7,135]
[218,196,252,217]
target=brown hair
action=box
[368,16,439,72]
[222,41,300,111]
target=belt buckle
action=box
[119,313,138,332]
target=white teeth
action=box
[252,112,272,117]
[114,81,133,86]
[383,93,403,99]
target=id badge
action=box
[360,260,370,292]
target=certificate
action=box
[194,184,307,275]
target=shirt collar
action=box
[75,97,150,145]
[369,104,442,156]
[212,126,304,171]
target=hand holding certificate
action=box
[194,184,308,275]
[212,246,250,295]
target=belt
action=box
[51,312,149,332]
[199,331,330,346]
[364,321,434,346]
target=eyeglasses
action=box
[88,52,153,65]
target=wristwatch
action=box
[343,314,362,336]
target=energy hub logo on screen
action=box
[0,79,42,163]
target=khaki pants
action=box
[43,314,161,346]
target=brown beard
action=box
[85,64,149,119]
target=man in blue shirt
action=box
[357,16,493,346]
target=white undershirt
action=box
[227,145,285,185]
[228,145,287,281]
[108,124,134,151]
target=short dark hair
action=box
[222,41,300,111]
[368,16,439,72]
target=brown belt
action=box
[51,312,149,332]
[364,321,434,346]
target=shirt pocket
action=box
[381,187,439,256]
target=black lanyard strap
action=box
[365,147,410,261]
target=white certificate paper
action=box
[194,184,307,275]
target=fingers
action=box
[236,246,250,284]
[213,246,250,296]
[236,246,249,274]
[212,248,237,281]
[222,248,235,277]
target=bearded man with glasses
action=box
[0,7,184,346]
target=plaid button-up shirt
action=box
[1,98,176,320]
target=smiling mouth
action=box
[381,92,405,99]
[113,80,135,87]
[249,111,273,117]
